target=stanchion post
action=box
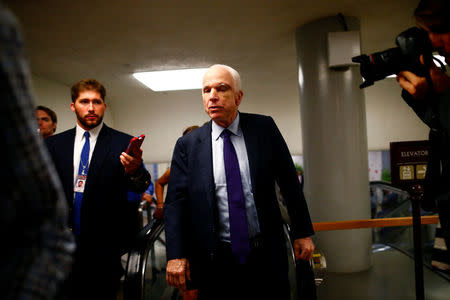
[410,184,425,300]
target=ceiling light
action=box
[133,68,208,91]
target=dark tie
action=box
[74,131,90,236]
[222,129,250,264]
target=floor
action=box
[316,247,450,300]
[119,221,450,300]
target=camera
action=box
[352,27,432,89]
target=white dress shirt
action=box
[211,113,260,242]
[73,122,103,187]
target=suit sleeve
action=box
[125,163,151,193]
[269,117,314,239]
[164,138,189,260]
[401,89,435,128]
[401,88,450,131]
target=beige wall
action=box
[364,79,428,149]
[106,2,429,163]
[28,2,429,164]
[30,67,429,165]
[102,75,429,164]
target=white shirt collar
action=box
[76,121,104,141]
[211,112,242,141]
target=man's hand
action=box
[294,237,315,261]
[141,193,153,203]
[153,207,164,220]
[120,148,143,175]
[397,55,450,100]
[166,258,190,291]
[396,70,429,100]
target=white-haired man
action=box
[164,64,315,299]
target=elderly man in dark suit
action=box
[164,64,314,299]
[45,79,150,300]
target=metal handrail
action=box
[123,219,164,300]
[123,219,322,300]
[313,215,439,232]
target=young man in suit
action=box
[164,64,315,299]
[45,79,150,300]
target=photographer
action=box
[396,0,449,271]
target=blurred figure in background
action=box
[141,181,156,225]
[142,181,155,204]
[0,4,74,299]
[153,125,199,220]
[296,164,304,191]
[36,105,57,139]
[153,168,170,220]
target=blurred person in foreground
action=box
[396,0,450,272]
[164,64,314,299]
[0,4,74,299]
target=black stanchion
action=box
[390,141,430,300]
[410,184,425,300]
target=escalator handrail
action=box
[370,181,410,197]
[386,242,450,282]
[124,219,316,300]
[124,218,165,300]
[370,181,435,219]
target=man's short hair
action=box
[71,79,106,102]
[182,125,199,136]
[415,0,450,31]
[36,105,57,129]
[209,64,242,91]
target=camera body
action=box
[352,27,432,88]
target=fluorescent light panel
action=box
[133,68,208,91]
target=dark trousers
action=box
[65,248,123,300]
[197,241,290,300]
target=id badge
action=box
[74,175,87,193]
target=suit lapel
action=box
[86,125,112,187]
[197,122,215,209]
[62,129,76,202]
[240,113,259,197]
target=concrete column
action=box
[296,16,372,272]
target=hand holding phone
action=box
[126,134,145,157]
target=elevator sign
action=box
[390,140,429,191]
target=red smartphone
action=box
[126,134,145,156]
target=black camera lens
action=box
[352,27,432,89]
[352,48,407,88]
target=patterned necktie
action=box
[222,129,250,264]
[74,131,90,236]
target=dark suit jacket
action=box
[46,124,150,259]
[164,113,314,281]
